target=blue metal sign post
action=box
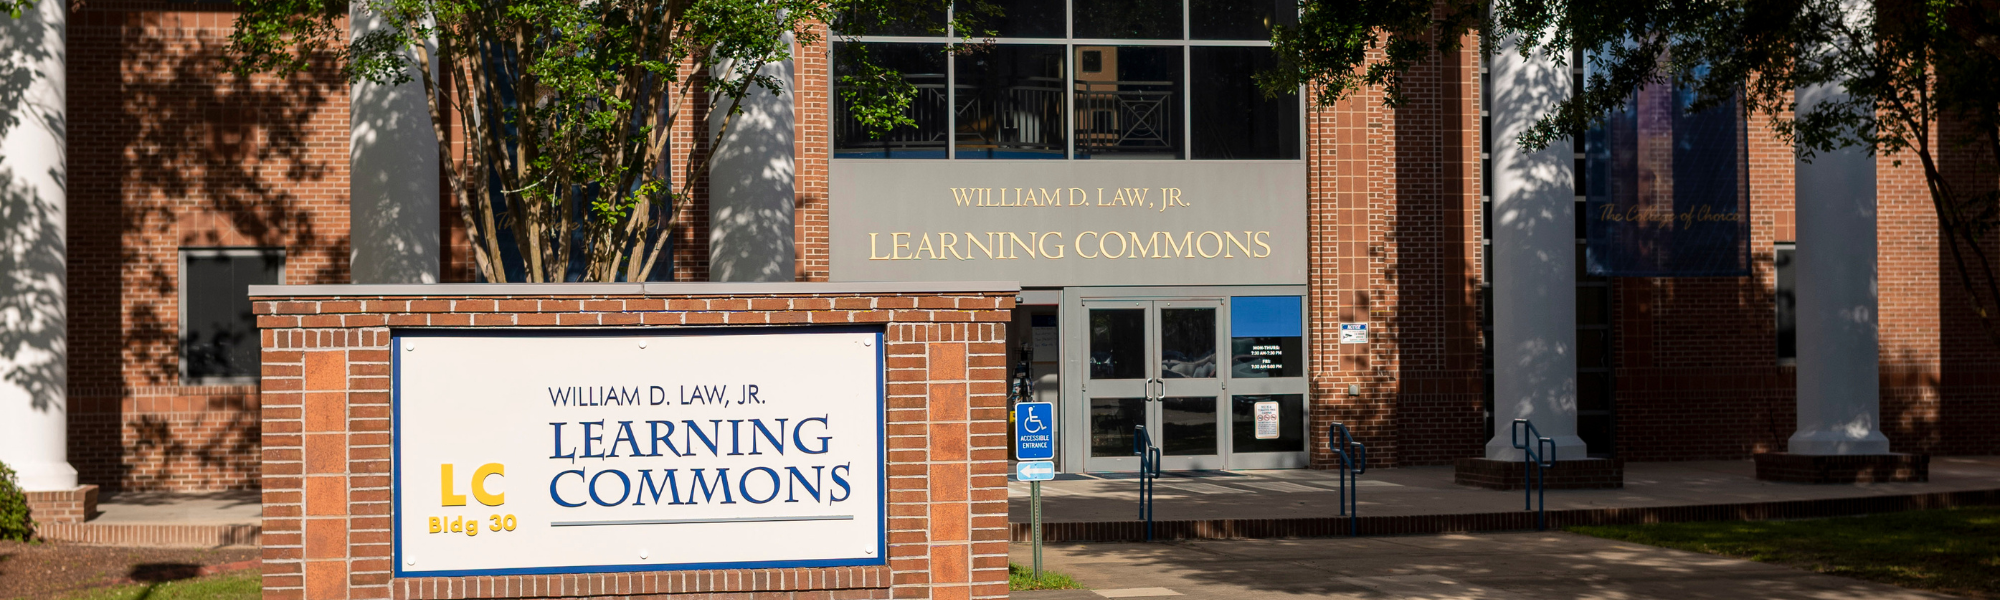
[1013,401,1055,578]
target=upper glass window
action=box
[956,45,1069,159]
[1190,0,1295,40]
[955,0,1065,38]
[1072,0,1182,39]
[1191,47,1298,159]
[832,0,1301,160]
[834,43,951,159]
[1075,46,1183,159]
[832,2,948,36]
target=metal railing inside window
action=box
[1074,79,1178,157]
[830,0,1298,160]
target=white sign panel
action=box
[1339,323,1369,344]
[393,329,885,577]
[1253,402,1281,439]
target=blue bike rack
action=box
[1511,419,1557,530]
[1328,422,1366,536]
[1134,425,1162,541]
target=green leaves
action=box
[226,0,348,80]
[227,0,945,281]
[835,44,920,139]
[1260,0,1477,108]
[1263,0,2000,344]
[0,460,31,542]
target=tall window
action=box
[832,0,1301,160]
[1775,242,1796,364]
[181,248,284,384]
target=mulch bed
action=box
[0,540,258,599]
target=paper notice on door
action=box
[1031,327,1059,362]
[1254,401,1280,439]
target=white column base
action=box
[1787,428,1891,456]
[12,461,79,493]
[1485,434,1589,462]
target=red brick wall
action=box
[67,2,351,492]
[254,290,1012,600]
[24,485,98,525]
[1908,113,2000,455]
[1610,106,2000,461]
[1608,110,1795,461]
[1303,33,1485,469]
[795,27,833,283]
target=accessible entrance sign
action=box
[1015,401,1055,460]
[392,329,886,577]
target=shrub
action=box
[0,460,34,541]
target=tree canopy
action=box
[1263,0,2000,344]
[227,0,970,282]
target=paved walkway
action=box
[33,490,263,547]
[1008,457,2000,523]
[90,490,262,526]
[1008,532,1958,599]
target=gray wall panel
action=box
[830,161,1306,287]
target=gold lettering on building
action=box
[865,231,1275,261]
[947,187,1187,212]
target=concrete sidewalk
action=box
[89,490,262,526]
[1008,532,1957,599]
[1008,456,2000,524]
[35,490,262,547]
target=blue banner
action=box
[1584,83,1752,277]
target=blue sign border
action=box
[390,325,889,578]
[1014,401,1055,460]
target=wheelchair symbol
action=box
[1023,412,1048,434]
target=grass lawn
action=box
[1569,506,2000,599]
[1010,563,1086,591]
[57,571,261,600]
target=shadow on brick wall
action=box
[63,4,352,491]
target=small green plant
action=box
[1009,563,1085,591]
[0,459,34,541]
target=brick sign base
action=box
[252,283,1016,600]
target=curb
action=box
[1009,488,2000,542]
[36,523,261,548]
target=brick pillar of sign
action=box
[254,284,1014,600]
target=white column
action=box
[349,5,441,284]
[1485,33,1585,461]
[1789,81,1889,455]
[708,48,797,282]
[0,0,78,491]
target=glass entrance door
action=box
[1081,300,1225,471]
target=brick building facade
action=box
[13,0,1999,500]
[66,2,350,492]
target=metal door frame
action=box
[1074,299,1153,472]
[1151,298,1226,471]
[1059,285,1310,473]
